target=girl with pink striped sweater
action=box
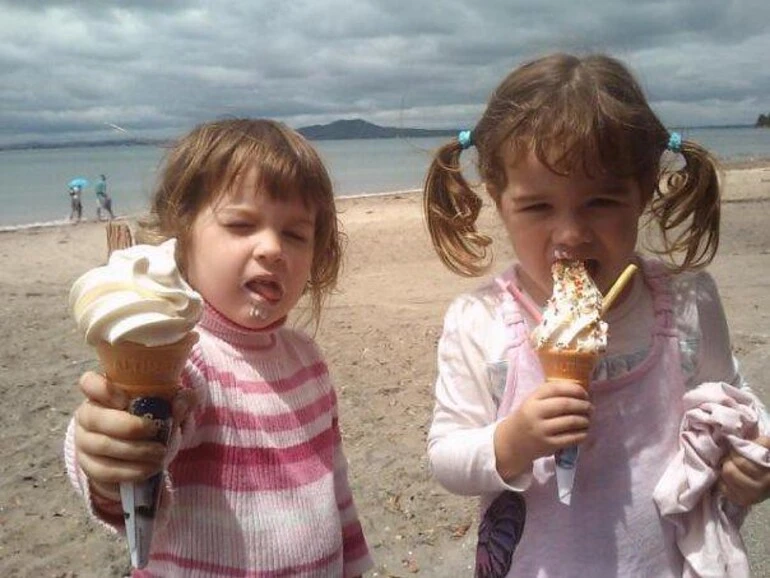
[64,119,373,577]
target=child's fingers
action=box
[89,479,121,502]
[718,473,756,507]
[542,413,592,435]
[536,414,592,452]
[78,371,129,410]
[77,449,163,484]
[537,397,593,420]
[549,430,590,449]
[75,423,167,465]
[515,406,591,453]
[76,402,159,441]
[537,379,591,400]
[719,455,770,506]
[726,451,770,480]
[754,435,770,450]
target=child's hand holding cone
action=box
[73,372,198,499]
[494,379,593,482]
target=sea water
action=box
[1,127,769,229]
[0,137,450,229]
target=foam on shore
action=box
[0,188,422,232]
[0,216,131,234]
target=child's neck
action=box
[199,302,286,348]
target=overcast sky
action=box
[1,0,769,146]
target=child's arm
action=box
[428,295,592,493]
[685,271,770,506]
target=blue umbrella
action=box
[68,177,89,189]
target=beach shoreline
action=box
[1,165,769,576]
[3,154,770,233]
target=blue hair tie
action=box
[458,130,473,150]
[667,131,682,153]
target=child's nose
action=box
[252,230,283,262]
[553,212,592,247]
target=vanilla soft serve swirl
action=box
[530,260,608,353]
[69,239,203,347]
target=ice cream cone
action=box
[94,332,198,400]
[537,349,599,389]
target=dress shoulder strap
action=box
[492,267,529,337]
[638,257,677,336]
[488,266,536,414]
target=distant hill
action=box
[0,119,458,151]
[0,138,168,152]
[757,114,770,128]
[297,118,458,140]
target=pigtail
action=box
[649,139,721,271]
[423,140,492,277]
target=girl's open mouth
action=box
[246,279,283,302]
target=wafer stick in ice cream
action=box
[601,263,638,315]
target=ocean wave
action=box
[0,218,84,233]
[339,187,421,200]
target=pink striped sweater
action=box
[64,304,373,577]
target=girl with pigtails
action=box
[423,52,770,577]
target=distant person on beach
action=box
[94,174,115,221]
[63,119,372,576]
[422,52,770,577]
[68,185,82,222]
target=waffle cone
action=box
[537,350,600,389]
[94,333,198,400]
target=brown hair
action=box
[424,52,721,276]
[137,118,343,326]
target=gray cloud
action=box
[0,0,768,145]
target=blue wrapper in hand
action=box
[555,445,580,505]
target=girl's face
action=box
[496,148,647,305]
[185,166,316,329]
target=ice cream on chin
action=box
[531,260,608,387]
[69,239,203,400]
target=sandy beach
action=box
[1,163,770,577]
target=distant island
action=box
[296,118,457,140]
[757,114,770,128]
[0,119,459,151]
